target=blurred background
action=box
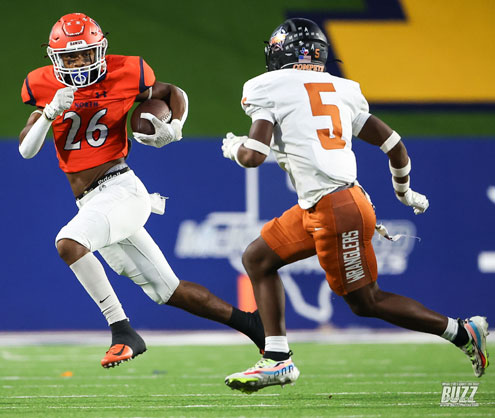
[1,0,494,333]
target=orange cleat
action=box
[102,319,147,368]
[101,343,145,368]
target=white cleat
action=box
[225,357,300,393]
[460,316,489,377]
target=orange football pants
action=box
[261,185,378,296]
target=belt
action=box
[75,167,130,200]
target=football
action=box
[131,99,172,135]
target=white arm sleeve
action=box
[175,87,189,127]
[19,112,52,159]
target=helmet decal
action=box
[269,28,287,51]
[298,47,311,63]
[62,19,85,37]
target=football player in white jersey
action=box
[222,18,489,393]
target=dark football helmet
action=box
[264,18,328,72]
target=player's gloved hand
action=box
[222,132,247,160]
[396,188,429,215]
[133,114,182,148]
[43,87,77,120]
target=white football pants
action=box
[55,170,180,304]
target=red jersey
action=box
[21,55,155,173]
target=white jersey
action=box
[241,69,371,209]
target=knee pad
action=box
[99,240,179,305]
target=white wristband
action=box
[19,114,52,159]
[243,138,270,156]
[380,131,401,153]
[389,157,411,177]
[232,141,249,168]
[392,177,410,193]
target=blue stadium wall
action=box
[2,138,494,331]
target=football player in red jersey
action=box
[19,13,263,368]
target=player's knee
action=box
[56,238,89,265]
[346,296,379,317]
[169,281,208,305]
[348,302,375,317]
[141,286,166,304]
[132,273,178,305]
[344,283,382,317]
[242,239,280,277]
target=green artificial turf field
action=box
[1,342,493,417]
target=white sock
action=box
[441,317,459,342]
[265,336,290,353]
[70,253,127,325]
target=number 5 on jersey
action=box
[304,83,345,150]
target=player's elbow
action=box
[19,144,36,159]
[18,129,37,159]
[239,148,266,167]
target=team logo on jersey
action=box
[298,47,311,63]
[269,28,287,50]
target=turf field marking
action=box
[4,394,130,398]
[151,393,280,397]
[1,403,494,412]
[1,403,493,411]
[0,405,284,410]
[2,383,129,388]
[303,372,475,378]
[54,404,281,408]
[339,380,476,386]
[1,393,281,399]
[7,392,493,400]
[317,391,495,395]
[316,391,439,395]
[0,407,31,410]
[0,350,97,362]
[0,375,162,381]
